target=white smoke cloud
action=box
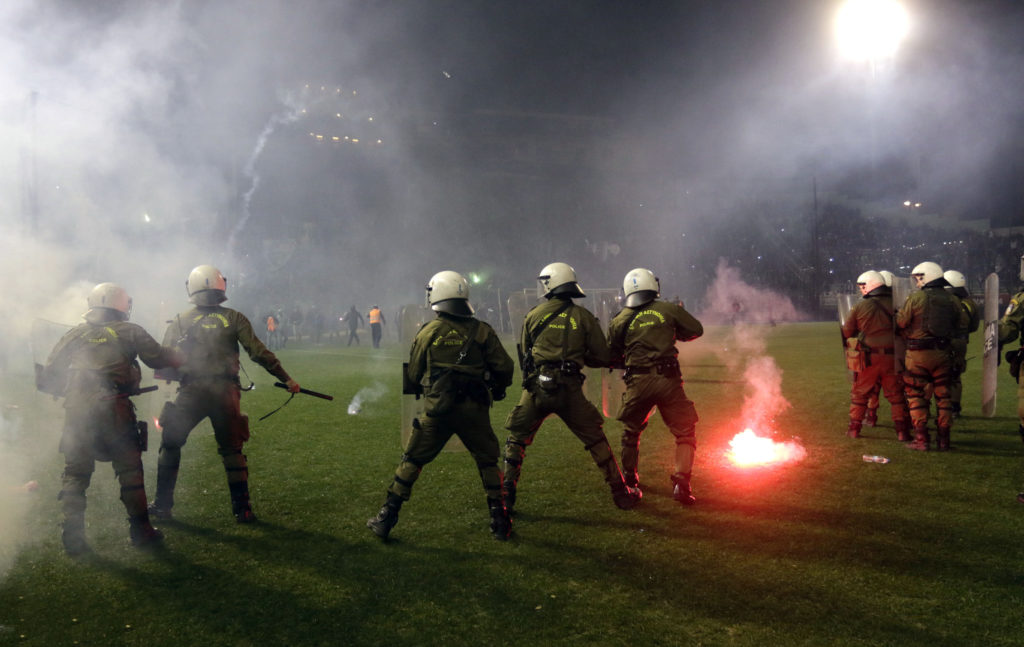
[347,380,388,415]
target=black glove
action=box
[491,386,506,402]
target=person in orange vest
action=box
[369,305,386,348]
[265,313,279,350]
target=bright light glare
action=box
[727,429,807,467]
[835,0,909,63]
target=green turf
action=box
[1,323,1023,646]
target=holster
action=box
[1007,349,1023,383]
[137,420,149,452]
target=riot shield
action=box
[891,276,915,373]
[583,289,622,415]
[574,289,622,417]
[981,273,999,418]
[398,304,465,452]
[506,288,535,396]
[836,293,858,383]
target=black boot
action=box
[611,481,642,510]
[229,481,257,523]
[864,409,878,427]
[149,448,180,520]
[59,490,90,556]
[148,463,178,520]
[129,513,164,548]
[366,493,403,539]
[907,428,930,451]
[936,427,951,451]
[672,473,696,506]
[488,498,512,541]
[61,516,90,556]
[847,420,862,439]
[895,421,912,443]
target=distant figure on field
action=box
[345,305,364,346]
[369,305,386,348]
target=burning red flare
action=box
[153,417,162,431]
[727,428,806,467]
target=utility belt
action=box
[536,360,582,376]
[865,347,895,355]
[528,361,583,396]
[905,337,950,351]
[625,360,681,379]
[181,374,242,388]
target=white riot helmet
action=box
[878,270,895,288]
[623,268,661,308]
[86,282,132,320]
[943,270,966,289]
[856,270,885,296]
[187,265,228,305]
[426,270,474,317]
[537,262,585,299]
[911,261,944,287]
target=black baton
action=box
[274,382,334,401]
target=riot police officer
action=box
[842,270,910,441]
[38,283,180,555]
[896,262,968,451]
[367,271,514,540]
[608,268,704,504]
[503,262,640,513]
[996,257,1024,502]
[149,265,300,523]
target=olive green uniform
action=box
[896,283,969,450]
[388,313,512,499]
[609,299,703,495]
[371,312,513,539]
[153,305,294,519]
[998,291,1024,434]
[504,297,635,509]
[39,311,178,551]
[949,291,980,414]
[841,287,909,440]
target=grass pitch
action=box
[1,322,1023,646]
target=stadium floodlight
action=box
[834,0,909,65]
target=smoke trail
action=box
[347,381,388,415]
[227,88,310,257]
